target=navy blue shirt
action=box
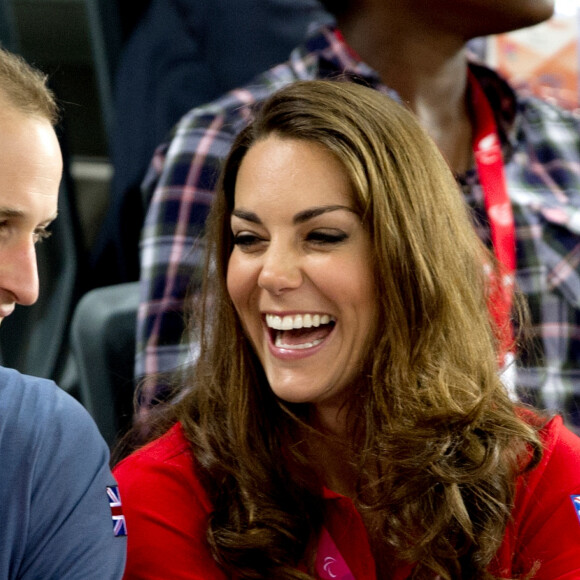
[0,366,126,579]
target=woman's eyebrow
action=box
[231,209,262,224]
[231,205,354,225]
[293,205,354,224]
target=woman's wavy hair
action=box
[167,80,542,579]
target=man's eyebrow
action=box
[0,208,58,224]
[0,208,25,219]
[231,205,354,225]
[38,213,59,226]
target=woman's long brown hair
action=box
[121,80,544,579]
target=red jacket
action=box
[114,416,580,579]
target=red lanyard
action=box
[468,71,515,365]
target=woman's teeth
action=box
[265,313,336,350]
[265,313,333,330]
[274,335,324,349]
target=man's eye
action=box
[33,229,52,244]
[0,221,11,238]
[306,231,348,245]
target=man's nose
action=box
[5,238,39,306]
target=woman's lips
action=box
[264,312,336,359]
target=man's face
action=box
[0,105,62,325]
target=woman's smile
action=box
[265,312,336,351]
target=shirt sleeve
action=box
[113,433,227,579]
[134,101,248,407]
[21,384,126,579]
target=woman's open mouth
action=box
[265,313,336,350]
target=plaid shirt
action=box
[137,25,580,426]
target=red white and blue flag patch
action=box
[107,485,127,537]
[572,495,580,524]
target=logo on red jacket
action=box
[107,485,127,537]
[572,495,580,524]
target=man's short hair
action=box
[0,47,58,125]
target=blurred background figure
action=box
[134,0,580,435]
[91,0,333,286]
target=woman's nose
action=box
[257,243,303,295]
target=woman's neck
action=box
[307,429,358,498]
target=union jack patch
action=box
[107,485,127,537]
[572,495,580,525]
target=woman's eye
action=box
[232,233,263,249]
[306,231,348,245]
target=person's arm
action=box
[113,427,227,579]
[22,383,126,579]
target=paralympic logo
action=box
[323,556,337,578]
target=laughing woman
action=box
[114,80,580,580]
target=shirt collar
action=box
[293,24,399,101]
[467,60,519,156]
